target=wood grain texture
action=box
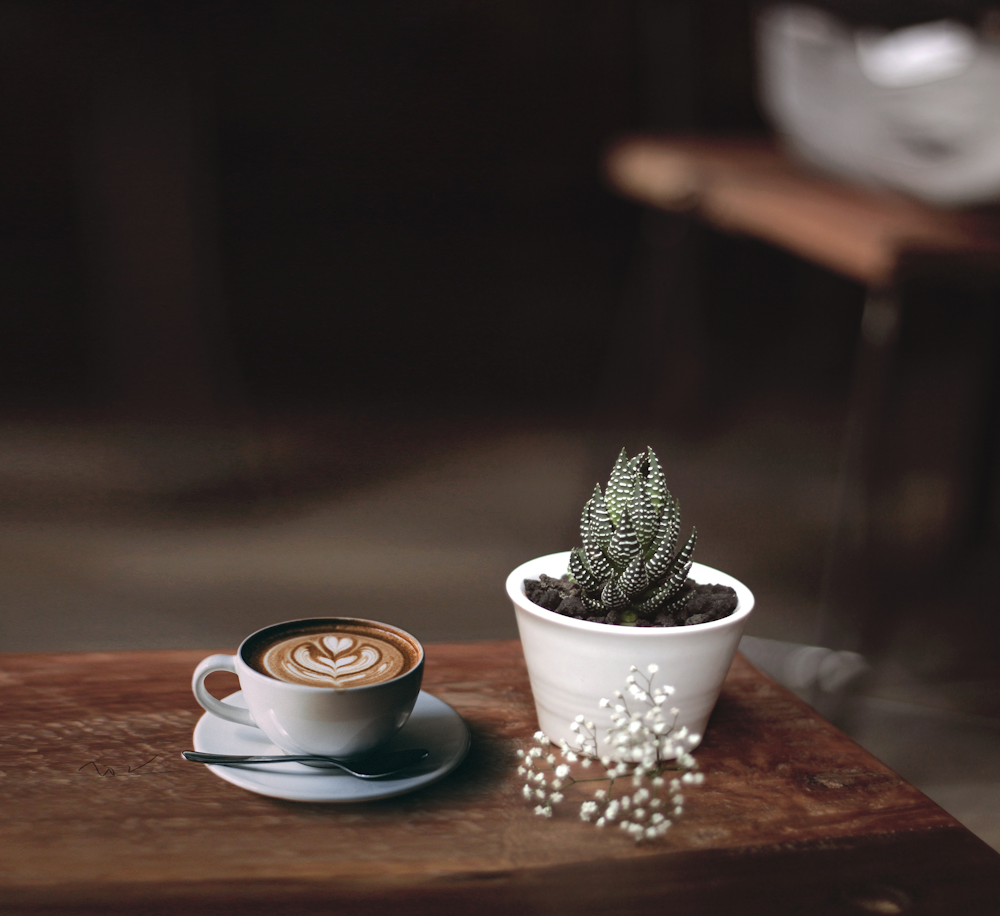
[605,135,1000,286]
[1,642,998,915]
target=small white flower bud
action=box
[599,698,610,708]
[647,663,659,674]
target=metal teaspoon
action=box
[182,747,429,779]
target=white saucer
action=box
[192,690,471,802]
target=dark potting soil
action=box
[523,574,738,627]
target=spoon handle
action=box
[181,748,429,779]
[184,752,336,764]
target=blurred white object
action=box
[740,635,869,722]
[855,20,977,88]
[758,5,1000,205]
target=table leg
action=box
[816,286,900,653]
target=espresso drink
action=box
[245,619,420,688]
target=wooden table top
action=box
[1,641,998,915]
[605,135,1000,287]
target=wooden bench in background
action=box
[605,135,1000,650]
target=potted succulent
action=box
[506,447,754,753]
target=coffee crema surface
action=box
[246,621,420,688]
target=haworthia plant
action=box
[569,447,696,624]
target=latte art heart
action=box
[260,629,408,687]
[289,639,389,684]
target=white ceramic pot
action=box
[507,551,754,753]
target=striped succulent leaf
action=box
[606,507,641,568]
[604,450,634,526]
[570,447,696,624]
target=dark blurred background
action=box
[1,1,643,415]
[1,0,999,847]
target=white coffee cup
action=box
[192,617,424,757]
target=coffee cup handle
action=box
[192,654,257,728]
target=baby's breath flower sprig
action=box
[518,664,704,841]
